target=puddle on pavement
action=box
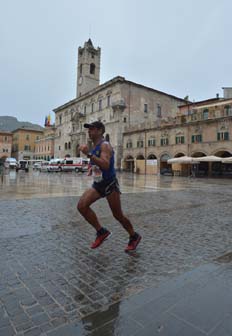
[215,252,232,263]
[1,170,229,200]
[77,302,122,335]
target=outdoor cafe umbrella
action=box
[192,155,222,162]
[222,157,232,163]
[167,156,199,164]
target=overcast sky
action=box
[1,0,231,126]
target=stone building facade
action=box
[123,94,232,175]
[53,39,186,167]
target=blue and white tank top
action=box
[90,140,116,181]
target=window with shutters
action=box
[160,138,168,146]
[137,140,144,148]
[191,134,202,143]
[176,136,185,144]
[148,139,156,146]
[217,132,229,141]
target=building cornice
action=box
[12,128,44,133]
[53,77,187,113]
[0,131,13,135]
[123,116,232,136]
[53,76,125,112]
[179,97,232,109]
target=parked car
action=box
[4,157,17,169]
[61,157,90,173]
[33,161,47,170]
[33,162,41,170]
[160,168,173,176]
[16,160,29,172]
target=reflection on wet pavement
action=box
[1,170,232,335]
[0,170,231,200]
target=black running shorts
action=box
[92,177,121,198]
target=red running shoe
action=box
[91,229,111,249]
[125,233,141,252]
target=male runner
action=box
[77,121,141,252]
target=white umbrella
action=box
[192,156,222,162]
[222,157,232,163]
[168,156,199,164]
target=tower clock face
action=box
[79,76,83,85]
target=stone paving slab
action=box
[1,176,232,335]
[47,262,232,335]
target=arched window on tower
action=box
[80,64,83,74]
[90,63,95,75]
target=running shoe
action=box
[91,229,111,249]
[125,233,141,252]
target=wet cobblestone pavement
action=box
[0,171,232,335]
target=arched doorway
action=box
[147,154,157,159]
[147,154,158,174]
[174,152,186,158]
[214,150,231,158]
[124,155,134,172]
[191,152,206,158]
[160,153,171,171]
[191,152,207,176]
[76,144,80,157]
[136,154,145,174]
[136,154,145,160]
[213,150,232,177]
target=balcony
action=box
[111,99,126,111]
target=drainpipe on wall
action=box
[145,130,147,175]
[128,84,131,126]
[187,124,190,156]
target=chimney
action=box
[222,87,232,99]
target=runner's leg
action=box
[77,188,102,231]
[106,191,135,236]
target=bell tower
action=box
[76,39,101,97]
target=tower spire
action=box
[76,40,101,97]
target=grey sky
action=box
[1,0,231,126]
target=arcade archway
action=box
[212,150,232,176]
[76,144,80,157]
[124,155,134,172]
[160,153,171,170]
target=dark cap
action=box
[84,121,105,133]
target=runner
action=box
[77,121,141,252]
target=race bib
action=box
[92,165,103,182]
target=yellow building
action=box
[12,128,44,160]
[34,126,56,161]
[0,131,13,159]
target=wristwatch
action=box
[87,153,93,159]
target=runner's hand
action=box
[79,144,89,155]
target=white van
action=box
[39,161,50,172]
[61,157,89,173]
[4,157,17,169]
[16,160,29,172]
[47,158,63,172]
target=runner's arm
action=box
[91,143,111,170]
